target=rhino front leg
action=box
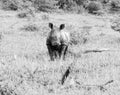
[59,45,68,60]
[47,45,54,61]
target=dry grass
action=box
[0,10,120,95]
[20,24,39,32]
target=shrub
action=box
[110,0,120,8]
[41,14,49,20]
[74,0,88,6]
[1,0,117,14]
[33,0,57,12]
[70,27,90,45]
[17,12,28,18]
[0,86,17,95]
[56,0,88,12]
[86,1,103,14]
[0,0,57,12]
[0,0,34,11]
[111,18,120,32]
[100,0,110,4]
[108,0,120,13]
[21,24,39,32]
[1,0,18,11]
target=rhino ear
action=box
[49,23,53,29]
[60,24,65,30]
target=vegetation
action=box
[86,1,102,14]
[0,0,120,14]
[110,0,120,8]
[0,0,120,95]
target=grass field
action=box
[0,10,120,95]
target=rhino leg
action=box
[47,44,54,61]
[53,50,57,58]
[59,45,68,60]
[52,45,61,60]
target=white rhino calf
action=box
[46,23,70,61]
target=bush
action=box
[74,0,88,6]
[86,1,103,14]
[56,0,88,12]
[33,0,57,12]
[70,26,90,45]
[0,0,58,12]
[110,0,120,8]
[21,24,39,32]
[0,86,17,95]
[1,0,18,10]
[111,18,120,32]
[1,0,120,14]
[100,0,110,4]
[108,0,120,13]
[41,14,49,20]
[56,0,73,10]
[17,12,28,18]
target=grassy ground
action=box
[0,10,120,95]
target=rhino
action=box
[46,23,70,61]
